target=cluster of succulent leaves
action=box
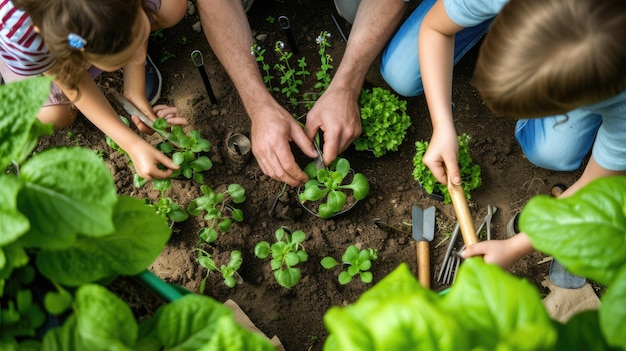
[1,77,275,350]
[188,184,246,244]
[354,87,411,157]
[321,245,378,285]
[299,157,370,219]
[412,133,482,203]
[254,227,308,288]
[323,176,626,350]
[196,249,243,292]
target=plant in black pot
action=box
[298,157,370,219]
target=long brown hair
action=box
[473,0,626,118]
[11,0,156,93]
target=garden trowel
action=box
[412,205,436,288]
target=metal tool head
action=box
[412,205,436,242]
[313,137,324,171]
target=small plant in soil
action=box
[187,184,246,244]
[412,133,482,203]
[321,245,378,285]
[154,121,213,184]
[254,227,308,289]
[354,87,411,157]
[147,178,189,223]
[299,157,370,219]
[196,249,243,291]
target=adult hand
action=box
[127,141,179,180]
[305,85,362,165]
[250,103,317,187]
[423,126,460,185]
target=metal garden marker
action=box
[191,50,217,105]
[278,16,299,54]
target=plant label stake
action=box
[278,16,299,54]
[191,50,217,105]
[412,205,435,288]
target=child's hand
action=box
[461,233,534,269]
[153,104,187,127]
[128,142,179,180]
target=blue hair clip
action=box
[67,33,86,49]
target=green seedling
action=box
[299,157,370,219]
[187,184,246,244]
[412,133,482,203]
[254,227,308,289]
[321,245,378,285]
[196,249,243,292]
[355,87,411,157]
[147,178,189,223]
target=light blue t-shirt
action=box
[584,90,626,171]
[444,0,626,171]
[443,0,508,27]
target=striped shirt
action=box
[0,0,54,76]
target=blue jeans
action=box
[379,0,602,171]
[380,0,493,97]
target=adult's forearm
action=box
[330,0,407,94]
[197,0,272,114]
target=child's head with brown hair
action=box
[473,0,626,118]
[11,0,153,92]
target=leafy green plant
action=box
[254,227,308,289]
[412,133,482,203]
[314,31,333,92]
[273,40,308,103]
[299,157,370,219]
[1,77,275,350]
[188,184,246,244]
[322,176,626,350]
[0,77,275,350]
[321,245,378,285]
[196,249,243,291]
[147,178,189,223]
[354,87,411,157]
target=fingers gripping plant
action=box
[254,227,308,289]
[299,158,370,219]
[321,245,378,285]
[187,184,246,244]
[412,133,482,203]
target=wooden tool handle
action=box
[417,241,430,289]
[448,180,479,246]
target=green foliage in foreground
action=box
[323,176,626,350]
[0,77,274,350]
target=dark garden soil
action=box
[37,0,586,350]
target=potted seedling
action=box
[298,157,370,219]
[254,227,308,289]
[0,77,275,350]
[354,87,411,157]
[187,183,246,244]
[195,249,243,291]
[412,133,482,203]
[321,245,378,285]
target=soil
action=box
[37,0,585,350]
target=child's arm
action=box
[49,70,178,180]
[418,0,465,185]
[463,157,626,268]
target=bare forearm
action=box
[330,0,406,94]
[197,0,273,115]
[562,157,626,197]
